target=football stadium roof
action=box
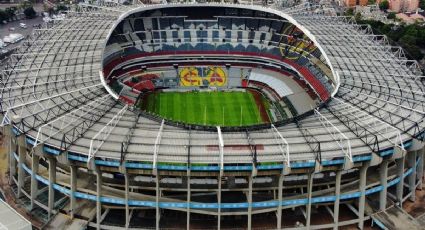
[1,1,424,229]
[1,1,423,169]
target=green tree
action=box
[387,12,396,19]
[379,0,389,10]
[400,34,416,45]
[56,4,68,12]
[0,10,9,23]
[403,45,424,60]
[368,0,376,4]
[24,7,36,19]
[418,29,425,48]
[420,0,425,9]
[19,1,33,10]
[345,8,354,16]
[5,7,16,21]
[355,12,362,21]
[381,23,392,34]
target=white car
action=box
[43,17,52,23]
[19,23,27,29]
[3,33,24,44]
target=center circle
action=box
[101,4,336,129]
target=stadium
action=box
[0,0,424,229]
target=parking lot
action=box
[0,16,44,50]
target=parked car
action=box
[43,17,52,23]
[19,23,27,29]
[3,33,24,44]
[8,27,15,31]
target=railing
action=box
[87,104,128,164]
[300,127,322,164]
[217,126,224,175]
[245,130,258,168]
[271,124,290,168]
[314,109,352,162]
[152,119,165,171]
[34,94,110,147]
[1,84,102,130]
[121,114,139,164]
[333,97,405,150]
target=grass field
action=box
[140,91,269,126]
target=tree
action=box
[345,8,354,16]
[355,12,362,21]
[56,4,68,12]
[381,23,392,34]
[0,10,9,23]
[24,7,36,19]
[5,7,16,21]
[379,0,389,10]
[420,0,425,9]
[19,1,32,10]
[367,0,376,4]
[387,12,396,19]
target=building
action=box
[389,0,419,12]
[344,0,368,7]
[0,1,424,229]
[396,11,425,23]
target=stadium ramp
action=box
[0,199,32,230]
[370,206,422,230]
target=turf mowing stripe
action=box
[176,93,181,123]
[231,92,244,126]
[210,92,221,126]
[189,92,199,124]
[247,93,260,124]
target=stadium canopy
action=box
[0,0,423,171]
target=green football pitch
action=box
[140,91,270,126]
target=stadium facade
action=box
[0,0,424,229]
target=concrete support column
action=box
[17,135,26,198]
[417,148,424,190]
[30,154,39,210]
[186,172,191,230]
[156,175,160,230]
[217,176,222,230]
[9,149,16,185]
[6,125,16,185]
[306,172,313,228]
[277,174,284,229]
[247,176,253,230]
[379,160,389,211]
[333,170,342,230]
[125,171,130,229]
[70,165,77,219]
[358,164,368,230]
[48,157,57,219]
[396,156,405,207]
[408,151,417,202]
[96,167,102,230]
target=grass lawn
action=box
[141,91,268,126]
